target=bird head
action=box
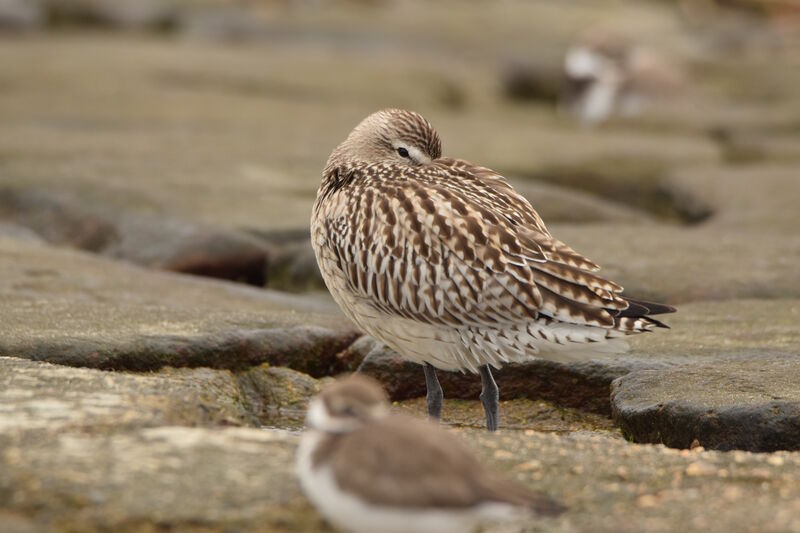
[328,108,442,167]
[305,374,390,433]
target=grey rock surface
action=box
[0,356,320,432]
[0,357,254,431]
[0,239,358,373]
[0,187,272,286]
[0,426,323,533]
[4,417,800,532]
[611,354,800,452]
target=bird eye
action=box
[397,147,410,158]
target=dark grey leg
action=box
[423,363,443,420]
[479,365,499,431]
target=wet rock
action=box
[611,354,800,452]
[106,213,271,286]
[0,239,358,373]
[0,187,271,286]
[333,333,375,372]
[0,187,117,251]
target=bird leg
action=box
[479,365,499,431]
[423,363,443,420]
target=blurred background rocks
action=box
[1,0,800,531]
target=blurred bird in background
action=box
[562,30,684,124]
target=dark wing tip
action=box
[646,316,671,329]
[622,297,677,316]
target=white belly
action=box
[296,431,518,533]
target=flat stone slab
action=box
[2,347,800,532]
[550,224,800,303]
[611,354,800,452]
[0,356,320,433]
[0,239,358,374]
[0,186,273,286]
[4,423,800,532]
[0,34,720,233]
[0,426,323,533]
[0,357,251,433]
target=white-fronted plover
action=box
[296,374,564,533]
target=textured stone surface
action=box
[4,421,800,532]
[0,357,254,431]
[0,356,321,432]
[0,186,272,285]
[611,354,800,452]
[0,33,719,234]
[0,426,323,533]
[551,225,800,303]
[0,239,358,373]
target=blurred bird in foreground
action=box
[296,374,565,533]
[562,31,683,124]
[311,109,675,431]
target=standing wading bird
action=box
[296,374,565,533]
[311,109,676,431]
[562,31,683,125]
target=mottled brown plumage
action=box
[312,411,561,513]
[312,109,673,374]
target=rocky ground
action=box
[1,0,800,531]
